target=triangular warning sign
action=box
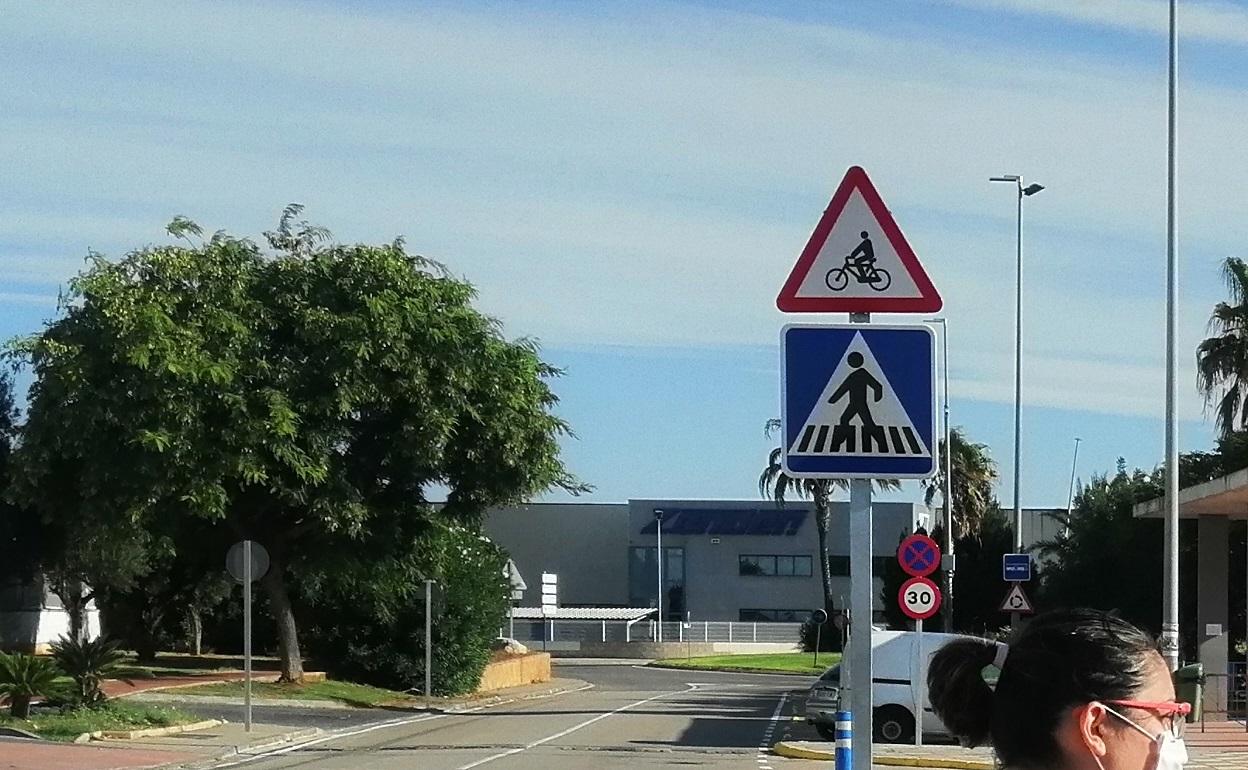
[999,583,1035,614]
[788,332,932,459]
[776,166,942,313]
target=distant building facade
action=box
[485,498,931,623]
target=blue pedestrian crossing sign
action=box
[781,324,936,479]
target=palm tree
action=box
[758,419,898,612]
[920,426,1000,540]
[1197,257,1248,436]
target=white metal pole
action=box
[243,540,252,733]
[424,579,433,698]
[1162,0,1181,673]
[1065,438,1083,535]
[656,515,664,643]
[916,618,924,747]
[930,318,954,633]
[849,310,873,770]
[1012,181,1024,556]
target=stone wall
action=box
[476,652,552,693]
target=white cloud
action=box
[2,0,1246,423]
[941,0,1248,45]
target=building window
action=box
[739,554,812,577]
[828,555,850,576]
[628,546,685,620]
[740,609,810,622]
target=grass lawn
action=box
[175,679,420,708]
[0,701,200,742]
[652,652,840,674]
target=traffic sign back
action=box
[776,166,942,314]
[781,324,936,479]
[898,534,941,577]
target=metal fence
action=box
[500,619,804,645]
[1229,662,1246,722]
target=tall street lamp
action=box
[654,509,665,642]
[926,317,953,632]
[989,176,1044,563]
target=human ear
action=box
[1078,703,1110,758]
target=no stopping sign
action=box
[899,576,942,621]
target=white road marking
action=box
[455,684,696,770]
[211,683,597,768]
[756,692,788,770]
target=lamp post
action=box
[989,175,1044,560]
[1161,0,1181,674]
[654,509,664,643]
[1065,437,1083,536]
[926,317,953,632]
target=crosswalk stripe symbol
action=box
[788,332,931,460]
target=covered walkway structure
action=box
[1136,469,1248,718]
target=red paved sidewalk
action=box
[0,738,195,770]
[102,670,277,699]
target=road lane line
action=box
[455,684,695,770]
[212,682,596,768]
[756,692,788,770]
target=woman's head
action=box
[928,609,1185,770]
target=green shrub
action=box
[0,652,62,718]
[300,522,508,696]
[50,635,128,705]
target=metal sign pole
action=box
[850,477,873,770]
[915,618,923,747]
[424,579,433,699]
[243,540,252,733]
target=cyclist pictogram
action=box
[825,230,892,292]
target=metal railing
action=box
[501,619,804,645]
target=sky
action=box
[3,0,1248,507]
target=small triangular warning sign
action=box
[776,166,942,313]
[788,332,931,459]
[999,583,1035,614]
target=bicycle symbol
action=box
[825,256,892,292]
[825,230,892,292]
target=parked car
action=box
[806,629,982,743]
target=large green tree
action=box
[920,427,999,540]
[1198,256,1248,435]
[12,208,584,680]
[758,419,897,615]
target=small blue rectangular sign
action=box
[1003,553,1032,582]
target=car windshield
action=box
[819,664,841,683]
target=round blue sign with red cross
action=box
[898,534,940,577]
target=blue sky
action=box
[3,0,1248,506]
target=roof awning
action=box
[1134,467,1248,519]
[509,607,657,621]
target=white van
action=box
[806,629,976,743]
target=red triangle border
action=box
[776,166,943,313]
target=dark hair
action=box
[928,609,1161,768]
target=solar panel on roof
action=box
[638,508,807,536]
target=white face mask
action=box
[1090,703,1189,770]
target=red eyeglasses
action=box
[1104,700,1192,738]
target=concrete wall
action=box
[1198,515,1230,715]
[476,653,552,692]
[486,503,630,607]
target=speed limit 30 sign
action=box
[899,576,942,621]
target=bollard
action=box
[835,710,852,770]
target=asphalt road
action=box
[205,663,822,770]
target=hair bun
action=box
[928,638,998,747]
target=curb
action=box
[647,663,822,677]
[772,741,993,770]
[100,719,224,741]
[415,680,592,714]
[168,726,323,770]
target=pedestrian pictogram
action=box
[898,534,941,578]
[775,166,942,313]
[999,583,1035,614]
[781,324,936,479]
[899,576,942,621]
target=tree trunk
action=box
[190,607,203,656]
[10,694,31,719]
[55,580,90,643]
[259,558,304,683]
[815,495,834,608]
